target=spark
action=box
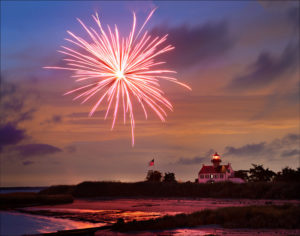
[45,9,191,146]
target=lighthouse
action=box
[198,152,245,183]
[211,152,221,168]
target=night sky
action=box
[1,1,299,187]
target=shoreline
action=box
[4,197,300,224]
[31,226,300,236]
[2,182,300,235]
[11,204,300,236]
[2,197,300,235]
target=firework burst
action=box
[45,9,191,146]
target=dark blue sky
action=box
[2,1,249,70]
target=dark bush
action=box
[40,181,300,199]
[112,205,300,232]
[248,164,276,182]
[163,172,176,182]
[146,170,162,182]
[39,185,75,195]
[274,167,300,182]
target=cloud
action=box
[1,85,24,111]
[51,115,62,123]
[15,144,62,158]
[286,6,299,30]
[65,145,77,153]
[271,133,300,148]
[0,123,26,151]
[151,20,234,69]
[67,111,102,118]
[225,143,266,156]
[22,161,34,166]
[41,115,62,125]
[176,156,207,165]
[228,43,298,90]
[281,149,300,157]
[225,133,300,160]
[174,149,214,165]
[16,108,37,124]
[1,82,26,121]
[0,82,38,151]
[1,81,38,124]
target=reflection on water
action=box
[32,198,300,214]
[20,207,168,224]
[95,226,300,236]
[165,227,300,236]
[2,198,300,235]
[24,198,300,226]
[0,211,103,236]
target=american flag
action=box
[149,159,154,166]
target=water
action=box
[96,227,300,236]
[0,211,103,236]
[162,227,300,236]
[0,187,46,194]
[27,197,300,214]
[2,198,300,235]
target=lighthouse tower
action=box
[211,152,221,168]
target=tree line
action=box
[146,165,300,183]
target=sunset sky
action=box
[1,1,299,187]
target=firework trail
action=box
[45,9,191,146]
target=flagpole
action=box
[153,155,155,171]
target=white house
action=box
[198,152,245,183]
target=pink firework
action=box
[45,9,191,145]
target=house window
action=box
[214,174,218,178]
[205,175,209,178]
[220,174,224,178]
[200,175,204,179]
[210,174,214,179]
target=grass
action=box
[0,192,73,209]
[112,205,300,232]
[40,181,300,199]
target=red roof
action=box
[199,164,230,174]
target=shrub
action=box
[146,170,162,182]
[112,205,300,232]
[42,181,300,199]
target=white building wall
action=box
[198,173,227,183]
[198,163,244,183]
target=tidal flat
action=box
[2,197,299,235]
